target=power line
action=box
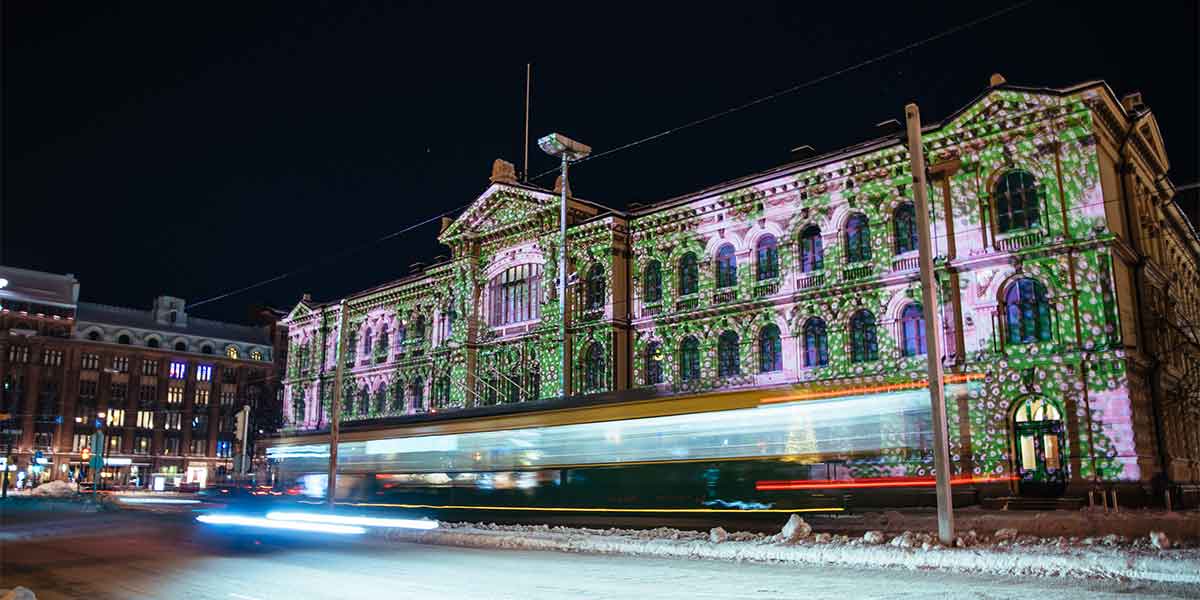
[188,206,463,309]
[528,0,1038,182]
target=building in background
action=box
[276,77,1199,506]
[0,265,281,490]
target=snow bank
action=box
[379,521,1200,585]
[0,586,37,600]
[29,481,77,498]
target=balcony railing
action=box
[843,264,872,282]
[891,255,919,272]
[795,272,825,291]
[675,295,699,312]
[642,302,662,316]
[752,279,780,299]
[996,230,1045,252]
[712,289,737,305]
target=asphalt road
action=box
[3,511,1199,600]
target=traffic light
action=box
[234,406,250,442]
[81,448,91,461]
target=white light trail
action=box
[265,511,438,530]
[196,514,366,535]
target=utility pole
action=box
[905,103,955,545]
[327,299,349,508]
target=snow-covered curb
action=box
[378,522,1200,585]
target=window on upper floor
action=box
[643,341,664,385]
[994,170,1041,234]
[433,376,451,408]
[196,365,213,382]
[717,330,740,377]
[678,253,699,296]
[799,226,824,273]
[225,346,239,359]
[756,236,779,281]
[849,310,878,363]
[250,350,263,361]
[87,331,101,341]
[118,334,131,345]
[715,244,737,288]
[758,325,782,373]
[583,343,605,391]
[143,359,160,376]
[147,337,160,348]
[174,341,187,352]
[845,214,872,264]
[801,316,820,367]
[1004,278,1052,345]
[112,356,128,373]
[361,328,373,359]
[42,349,63,366]
[410,377,425,411]
[81,353,100,370]
[586,264,606,310]
[679,336,701,382]
[894,204,918,255]
[167,386,184,405]
[169,361,187,379]
[488,264,543,327]
[643,260,662,304]
[436,306,454,344]
[900,304,926,357]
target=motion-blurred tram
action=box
[264,378,985,516]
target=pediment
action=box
[284,300,315,322]
[438,183,560,243]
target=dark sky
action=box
[4,2,1197,324]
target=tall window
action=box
[391,381,405,412]
[845,214,872,264]
[900,304,926,356]
[436,306,454,343]
[715,244,737,288]
[717,330,740,377]
[412,317,426,343]
[894,204,918,254]
[803,318,828,367]
[756,235,779,280]
[586,264,606,310]
[169,361,187,379]
[849,310,878,363]
[433,376,451,407]
[488,264,543,326]
[799,226,823,272]
[196,365,213,381]
[81,353,99,370]
[678,253,699,296]
[378,329,391,355]
[679,337,701,382]
[361,328,373,358]
[410,377,424,411]
[1005,278,1052,344]
[758,324,782,373]
[644,341,663,385]
[584,343,605,390]
[643,260,662,304]
[994,170,1041,233]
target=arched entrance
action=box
[1012,397,1067,497]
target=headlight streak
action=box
[755,474,1017,491]
[265,511,438,530]
[118,497,201,505]
[196,513,366,534]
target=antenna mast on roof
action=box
[524,63,531,182]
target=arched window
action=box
[412,316,425,342]
[410,377,425,411]
[488,264,542,327]
[643,260,662,304]
[893,204,918,254]
[799,226,824,272]
[758,324,782,373]
[378,329,389,354]
[1005,278,1052,344]
[586,264,606,310]
[715,244,737,288]
[900,304,926,357]
[361,327,372,356]
[845,214,872,264]
[225,346,240,360]
[374,388,387,414]
[395,322,407,347]
[849,310,878,363]
[584,343,605,391]
[147,338,160,348]
[174,341,187,352]
[249,349,262,361]
[678,253,699,296]
[802,318,829,367]
[994,170,1041,233]
[756,235,779,281]
[391,381,405,412]
[644,341,663,385]
[358,386,370,415]
[87,331,101,341]
[292,393,305,424]
[717,330,740,377]
[434,376,451,407]
[679,336,701,382]
[118,334,131,345]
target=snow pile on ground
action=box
[381,519,1200,584]
[0,586,37,600]
[28,481,77,498]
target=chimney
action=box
[440,216,454,234]
[1121,92,1146,113]
[989,73,1007,87]
[490,159,518,184]
[302,293,312,303]
[790,145,816,160]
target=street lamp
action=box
[537,133,591,398]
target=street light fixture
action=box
[537,133,591,398]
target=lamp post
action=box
[537,133,591,398]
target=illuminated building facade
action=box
[278,78,1200,505]
[0,265,280,489]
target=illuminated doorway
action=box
[1012,397,1067,496]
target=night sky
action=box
[4,2,1197,324]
